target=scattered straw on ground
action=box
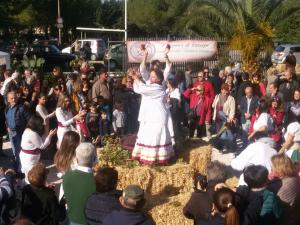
[146,192,194,225]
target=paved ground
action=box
[0,139,60,185]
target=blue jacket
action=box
[5,103,31,133]
[102,208,155,225]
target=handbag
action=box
[187,99,201,120]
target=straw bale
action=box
[183,144,212,175]
[116,166,154,193]
[146,192,194,225]
[116,164,195,195]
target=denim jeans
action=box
[8,130,22,171]
[241,120,251,146]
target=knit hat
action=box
[122,185,144,201]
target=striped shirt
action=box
[0,175,13,203]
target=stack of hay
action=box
[97,141,212,225]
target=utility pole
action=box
[57,0,63,45]
[124,0,127,43]
[124,0,128,72]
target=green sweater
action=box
[63,169,96,225]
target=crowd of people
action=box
[0,44,299,225]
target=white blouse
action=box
[55,107,74,127]
[253,113,273,132]
[36,104,56,124]
[21,128,51,151]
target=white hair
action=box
[224,66,232,74]
[75,142,96,167]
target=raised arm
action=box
[140,47,150,82]
[163,45,171,81]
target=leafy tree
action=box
[95,0,123,28]
[274,0,300,43]
[182,0,300,67]
[128,0,192,35]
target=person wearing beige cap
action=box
[102,185,155,225]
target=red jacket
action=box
[183,88,211,125]
[269,107,284,142]
[193,80,214,104]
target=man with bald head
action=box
[238,86,259,147]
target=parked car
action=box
[271,44,300,64]
[19,44,76,72]
[104,44,124,69]
[62,39,106,60]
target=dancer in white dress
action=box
[55,94,84,148]
[20,115,56,182]
[36,93,56,136]
[131,46,174,164]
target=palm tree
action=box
[180,0,300,68]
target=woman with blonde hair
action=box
[268,154,300,225]
[55,94,84,148]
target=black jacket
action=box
[238,95,259,124]
[236,81,253,102]
[278,79,299,102]
[102,207,155,225]
[21,185,62,225]
[85,190,122,225]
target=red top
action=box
[193,80,215,104]
[269,107,284,142]
[183,88,211,125]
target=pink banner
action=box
[127,40,217,63]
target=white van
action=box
[271,44,300,64]
[62,39,106,60]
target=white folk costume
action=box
[36,104,56,136]
[56,107,75,148]
[20,129,51,182]
[131,62,174,164]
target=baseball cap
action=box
[123,185,144,200]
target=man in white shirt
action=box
[231,132,277,186]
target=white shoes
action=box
[202,136,211,142]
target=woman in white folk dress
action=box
[36,93,56,136]
[131,68,174,164]
[20,115,56,182]
[55,94,84,148]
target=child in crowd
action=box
[86,103,101,145]
[112,102,126,136]
[100,111,111,137]
[75,114,90,142]
[210,187,239,225]
[236,165,282,225]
